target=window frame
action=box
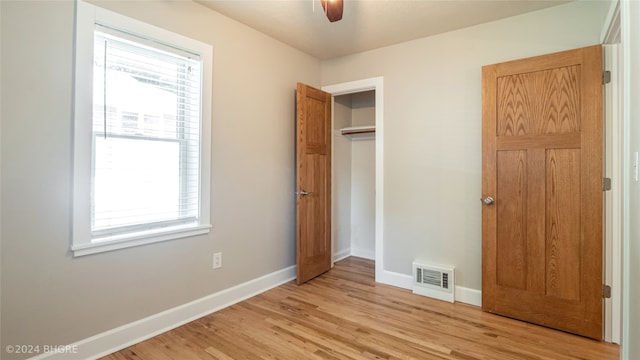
[72,0,212,257]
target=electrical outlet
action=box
[213,252,222,269]
[634,152,639,182]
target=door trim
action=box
[322,77,385,282]
[602,0,622,344]
[603,44,622,344]
[619,1,639,357]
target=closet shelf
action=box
[340,125,376,136]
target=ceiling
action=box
[196,0,571,60]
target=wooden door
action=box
[482,45,603,339]
[296,83,332,285]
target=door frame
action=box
[618,1,640,357]
[321,77,385,282]
[601,0,622,344]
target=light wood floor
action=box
[102,257,619,360]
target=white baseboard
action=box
[333,247,375,263]
[351,246,375,260]
[29,265,296,360]
[332,248,351,263]
[455,286,482,307]
[374,269,482,307]
[376,269,414,290]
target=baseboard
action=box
[333,247,375,263]
[29,265,296,360]
[455,286,482,307]
[374,269,482,307]
[351,246,375,260]
[332,248,351,263]
[376,269,413,290]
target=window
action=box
[72,1,212,256]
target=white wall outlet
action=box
[213,252,222,269]
[634,152,639,182]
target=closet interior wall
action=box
[333,91,376,261]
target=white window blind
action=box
[91,25,202,237]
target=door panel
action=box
[495,150,527,290]
[296,83,332,285]
[482,45,603,339]
[545,149,581,301]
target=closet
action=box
[333,90,376,260]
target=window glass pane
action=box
[91,28,201,236]
[93,136,180,231]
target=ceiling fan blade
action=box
[320,0,343,22]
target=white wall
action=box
[0,0,319,358]
[333,96,353,260]
[321,0,609,291]
[350,138,375,259]
[351,92,376,127]
[349,92,376,259]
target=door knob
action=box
[482,196,495,205]
[297,190,311,197]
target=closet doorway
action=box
[322,77,384,281]
[334,91,375,260]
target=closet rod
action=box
[340,125,376,136]
[342,129,375,135]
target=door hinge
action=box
[603,70,611,84]
[603,284,612,298]
[603,177,612,191]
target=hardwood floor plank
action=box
[101,257,619,360]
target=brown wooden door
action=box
[481,45,603,339]
[296,83,332,285]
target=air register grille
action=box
[412,262,455,303]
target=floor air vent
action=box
[412,262,455,303]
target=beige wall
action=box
[321,0,609,290]
[0,0,319,357]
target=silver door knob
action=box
[297,190,311,197]
[482,196,495,205]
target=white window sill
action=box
[71,224,212,257]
